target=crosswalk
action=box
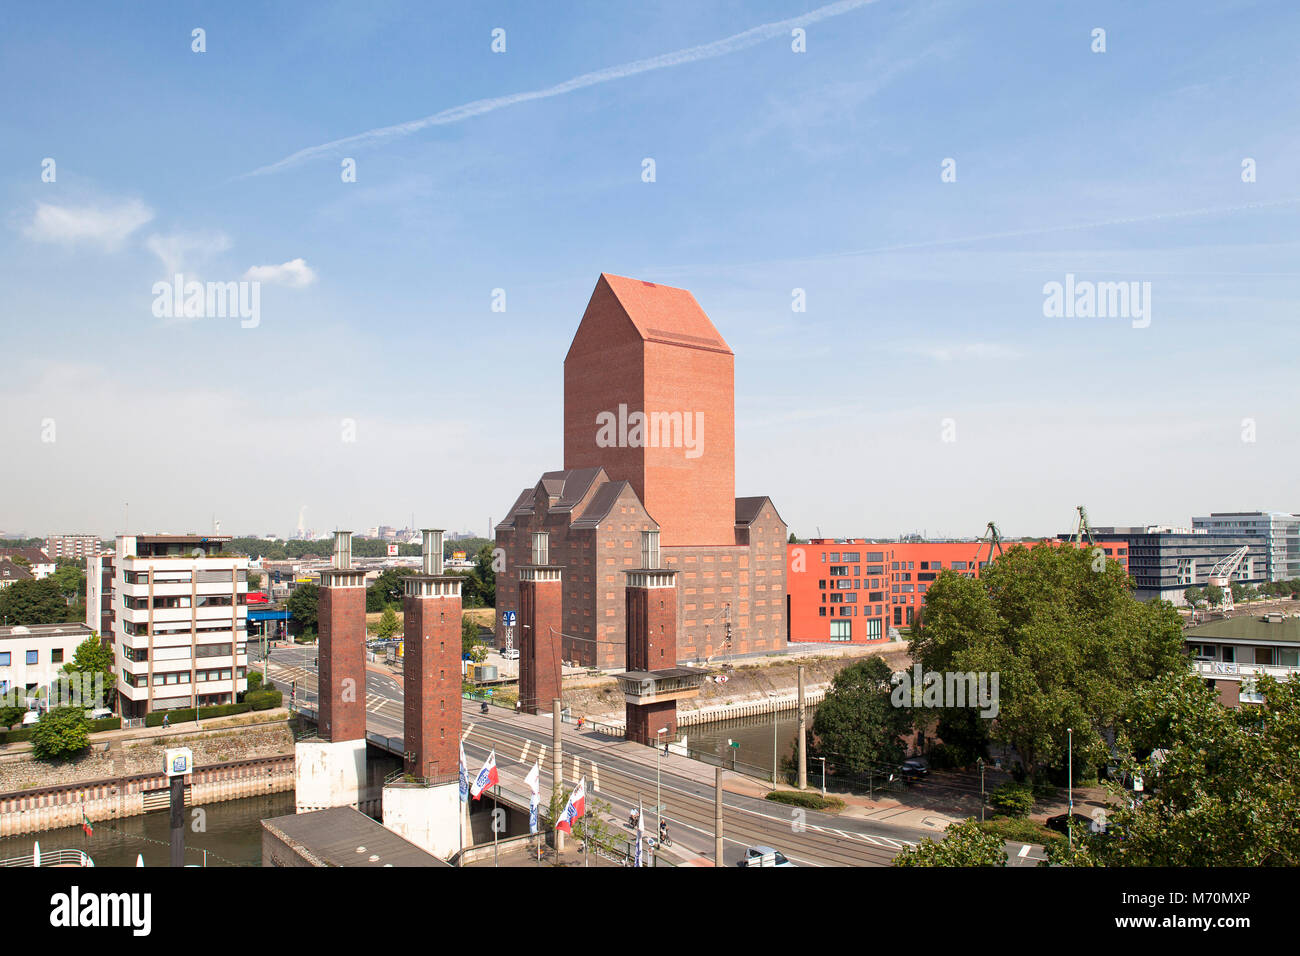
[806,824,916,850]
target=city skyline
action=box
[2,0,1298,541]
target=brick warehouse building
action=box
[786,538,1130,644]
[495,274,787,671]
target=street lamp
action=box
[769,692,779,786]
[818,756,826,796]
[977,757,985,823]
[655,726,668,841]
[1067,727,1074,852]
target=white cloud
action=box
[242,258,317,287]
[146,231,232,277]
[23,199,153,249]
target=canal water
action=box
[682,705,818,779]
[0,790,296,867]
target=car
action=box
[84,707,113,720]
[900,756,929,781]
[740,845,796,867]
[1045,812,1096,835]
[501,648,520,661]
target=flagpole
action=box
[493,784,499,868]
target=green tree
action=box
[895,818,1008,867]
[62,634,116,712]
[51,561,85,604]
[810,656,913,772]
[1182,585,1204,607]
[1204,583,1224,607]
[469,644,488,664]
[0,578,70,625]
[367,567,407,612]
[287,583,319,636]
[30,706,91,760]
[1052,671,1300,867]
[911,543,1185,781]
[0,704,26,730]
[376,605,401,639]
[461,616,482,653]
[246,671,264,693]
[247,571,263,591]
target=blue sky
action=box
[2,0,1298,540]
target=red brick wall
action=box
[626,700,677,746]
[625,583,678,671]
[519,576,563,714]
[318,582,365,743]
[403,589,462,778]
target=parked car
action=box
[1046,812,1098,835]
[901,756,929,781]
[740,845,796,867]
[501,648,520,661]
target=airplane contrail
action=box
[240,0,881,179]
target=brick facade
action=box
[494,274,787,671]
[317,571,366,743]
[401,577,462,778]
[518,572,563,714]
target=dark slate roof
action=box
[261,807,450,867]
[541,467,604,514]
[571,480,639,530]
[496,488,538,531]
[0,560,34,583]
[0,548,52,565]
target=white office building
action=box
[0,623,96,698]
[105,534,250,718]
[1192,512,1300,583]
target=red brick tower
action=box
[518,531,563,715]
[401,530,462,779]
[564,274,735,547]
[618,531,703,744]
[317,531,366,743]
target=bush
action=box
[988,781,1035,818]
[144,702,253,727]
[245,689,283,711]
[30,706,91,760]
[976,816,1064,848]
[246,671,264,693]
[765,789,845,812]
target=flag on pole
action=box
[525,762,541,834]
[556,777,586,833]
[81,806,93,837]
[470,749,498,800]
[458,742,469,803]
[634,799,644,867]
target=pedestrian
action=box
[577,716,585,730]
[663,741,669,756]
[162,713,169,729]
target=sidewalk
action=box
[0,709,293,757]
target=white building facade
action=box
[108,535,250,717]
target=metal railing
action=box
[0,847,94,867]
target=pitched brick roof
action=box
[0,559,35,583]
[592,273,732,355]
[0,547,52,565]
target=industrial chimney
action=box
[332,530,352,570]
[422,529,444,575]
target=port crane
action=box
[1070,505,1096,546]
[1207,545,1251,614]
[972,521,1003,568]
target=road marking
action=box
[461,722,475,742]
[520,741,531,763]
[1018,844,1031,858]
[592,763,600,791]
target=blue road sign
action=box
[504,611,516,626]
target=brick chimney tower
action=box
[401,530,462,779]
[519,531,563,716]
[620,530,701,744]
[317,530,366,743]
[296,530,370,812]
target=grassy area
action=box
[975,816,1065,848]
[765,789,846,812]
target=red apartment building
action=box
[786,538,1130,644]
[495,274,787,670]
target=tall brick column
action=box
[318,532,366,743]
[402,530,462,779]
[519,567,563,715]
[624,559,680,745]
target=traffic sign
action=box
[503,611,516,626]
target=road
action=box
[260,643,1045,867]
